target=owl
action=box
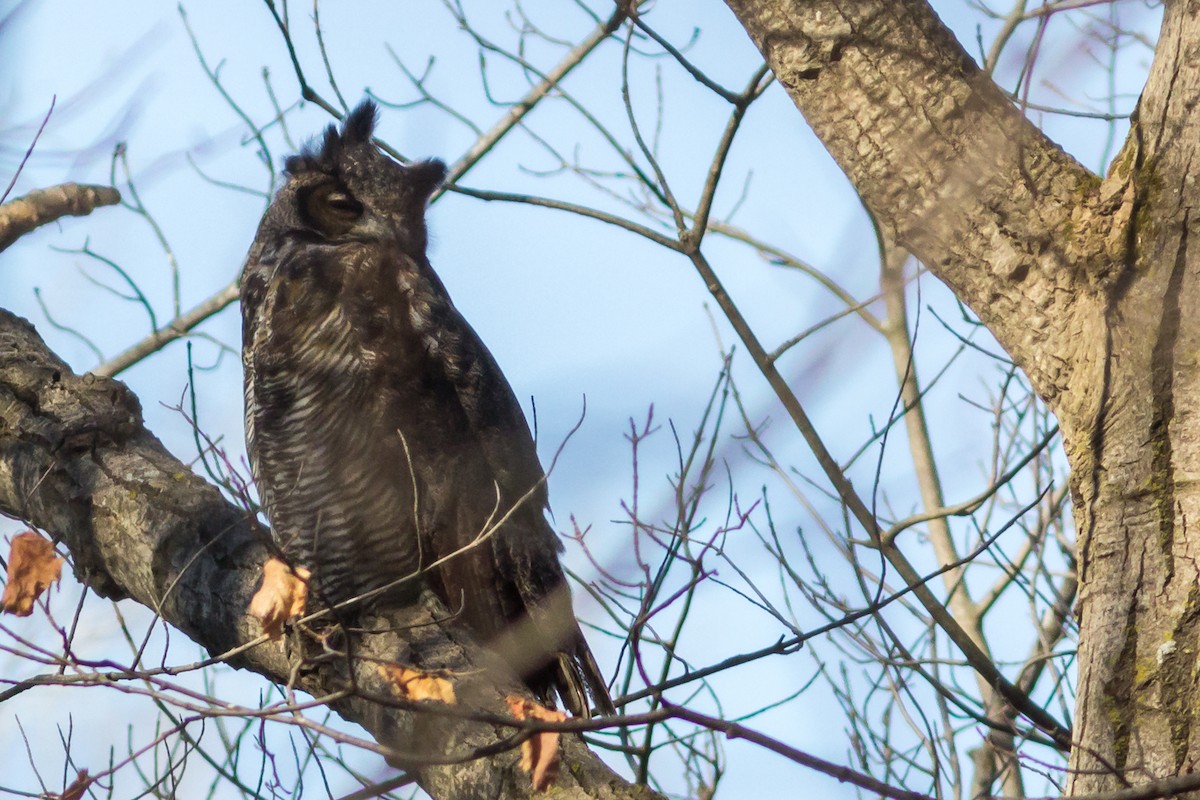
[240,100,613,717]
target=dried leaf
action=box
[54,770,91,800]
[507,695,566,792]
[249,558,310,639]
[376,664,457,704]
[1,531,64,616]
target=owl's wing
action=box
[402,257,554,530]
[398,255,613,716]
[240,242,272,486]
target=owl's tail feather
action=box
[553,634,616,719]
[501,580,616,717]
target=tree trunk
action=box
[721,0,1200,794]
[1065,5,1200,792]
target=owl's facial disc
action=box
[298,180,364,238]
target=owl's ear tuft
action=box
[285,102,377,174]
[343,100,379,146]
[408,159,447,205]
[283,153,310,175]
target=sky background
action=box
[0,2,1163,798]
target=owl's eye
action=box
[299,182,363,237]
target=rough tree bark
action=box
[0,189,657,800]
[0,184,120,251]
[721,0,1199,795]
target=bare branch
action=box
[92,281,240,378]
[0,184,121,253]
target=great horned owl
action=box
[240,100,613,717]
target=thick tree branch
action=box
[0,309,651,800]
[0,183,121,253]
[720,0,1127,413]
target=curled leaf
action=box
[249,557,310,638]
[55,770,91,800]
[1,531,64,616]
[376,664,457,704]
[506,696,566,792]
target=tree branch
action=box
[91,280,240,378]
[720,0,1125,411]
[0,184,121,253]
[0,309,654,800]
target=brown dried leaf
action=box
[54,770,91,800]
[249,558,310,639]
[506,695,567,792]
[1,531,64,616]
[376,664,457,704]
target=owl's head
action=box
[256,100,446,257]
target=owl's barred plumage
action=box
[241,101,613,717]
